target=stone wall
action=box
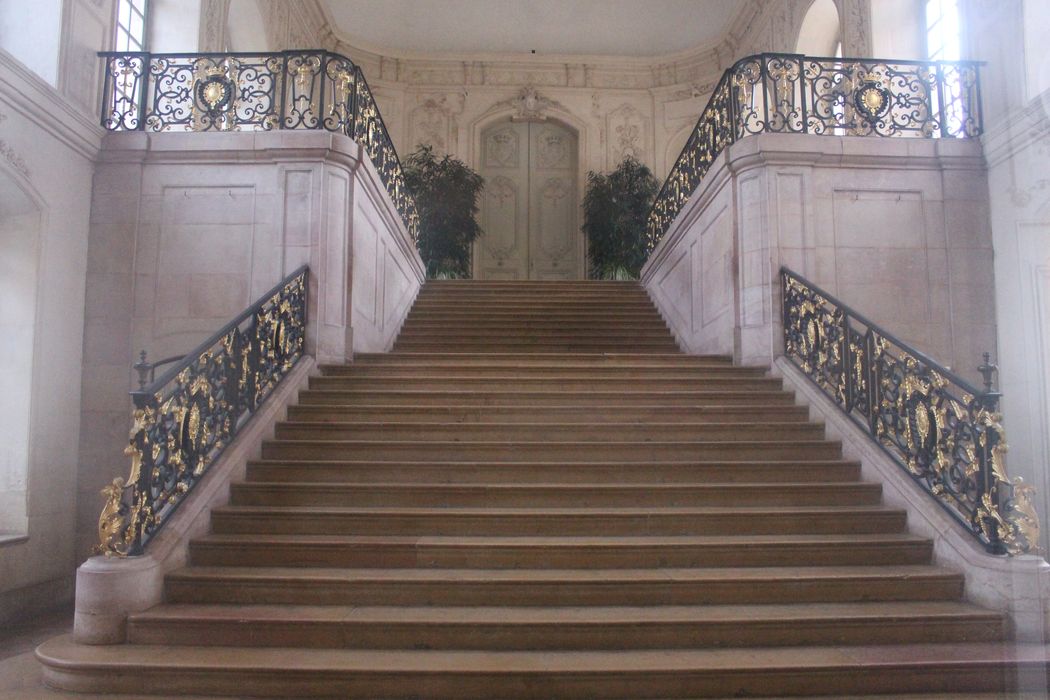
[643,133,996,389]
[0,51,101,624]
[75,131,424,564]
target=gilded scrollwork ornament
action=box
[782,268,1039,556]
[96,268,308,557]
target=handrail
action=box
[780,266,1038,555]
[97,50,419,241]
[646,52,983,253]
[96,266,309,557]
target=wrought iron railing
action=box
[646,53,982,252]
[780,267,1038,555]
[97,266,308,557]
[98,50,419,240]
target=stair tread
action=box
[167,564,960,583]
[195,533,925,545]
[214,504,895,516]
[352,352,730,360]
[235,481,870,490]
[132,601,1001,625]
[247,458,861,466]
[262,440,837,452]
[276,421,810,429]
[41,636,1046,672]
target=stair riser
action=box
[210,510,904,536]
[165,575,964,607]
[229,485,881,508]
[259,442,844,461]
[285,406,811,424]
[392,345,683,353]
[399,317,668,327]
[245,462,863,485]
[394,340,680,344]
[127,617,1004,651]
[351,353,732,365]
[272,423,824,442]
[39,663,1047,699]
[189,540,930,568]
[401,321,669,331]
[404,307,663,317]
[307,378,781,392]
[295,391,798,407]
[395,334,677,343]
[327,367,762,378]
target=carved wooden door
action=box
[477,120,579,280]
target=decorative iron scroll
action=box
[781,267,1038,556]
[646,53,982,252]
[97,267,308,557]
[99,50,419,241]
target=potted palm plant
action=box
[403,145,485,278]
[582,156,659,280]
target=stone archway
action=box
[0,167,43,536]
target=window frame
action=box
[114,0,148,53]
[923,0,962,61]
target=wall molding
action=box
[0,50,103,161]
[982,87,1050,168]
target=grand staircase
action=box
[39,281,1049,697]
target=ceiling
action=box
[321,0,747,58]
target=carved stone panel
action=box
[606,103,651,169]
[478,122,529,279]
[529,122,578,280]
[409,99,451,151]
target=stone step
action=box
[163,564,965,606]
[395,329,676,340]
[392,342,683,352]
[284,403,812,424]
[322,364,761,378]
[229,481,880,508]
[294,389,798,407]
[127,601,1006,650]
[272,421,824,442]
[42,636,1048,698]
[351,352,729,363]
[259,438,843,461]
[188,533,929,568]
[306,376,780,392]
[210,504,901,537]
[401,316,669,328]
[406,302,661,313]
[244,459,864,485]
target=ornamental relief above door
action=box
[476,119,580,280]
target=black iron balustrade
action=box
[646,53,983,252]
[97,266,308,557]
[98,50,419,241]
[780,267,1038,555]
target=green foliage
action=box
[582,157,660,280]
[403,145,485,278]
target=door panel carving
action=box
[477,120,579,280]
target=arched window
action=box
[796,0,841,57]
[226,0,271,52]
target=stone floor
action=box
[0,607,1045,700]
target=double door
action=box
[476,120,580,280]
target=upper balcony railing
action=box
[98,50,419,241]
[646,53,983,252]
